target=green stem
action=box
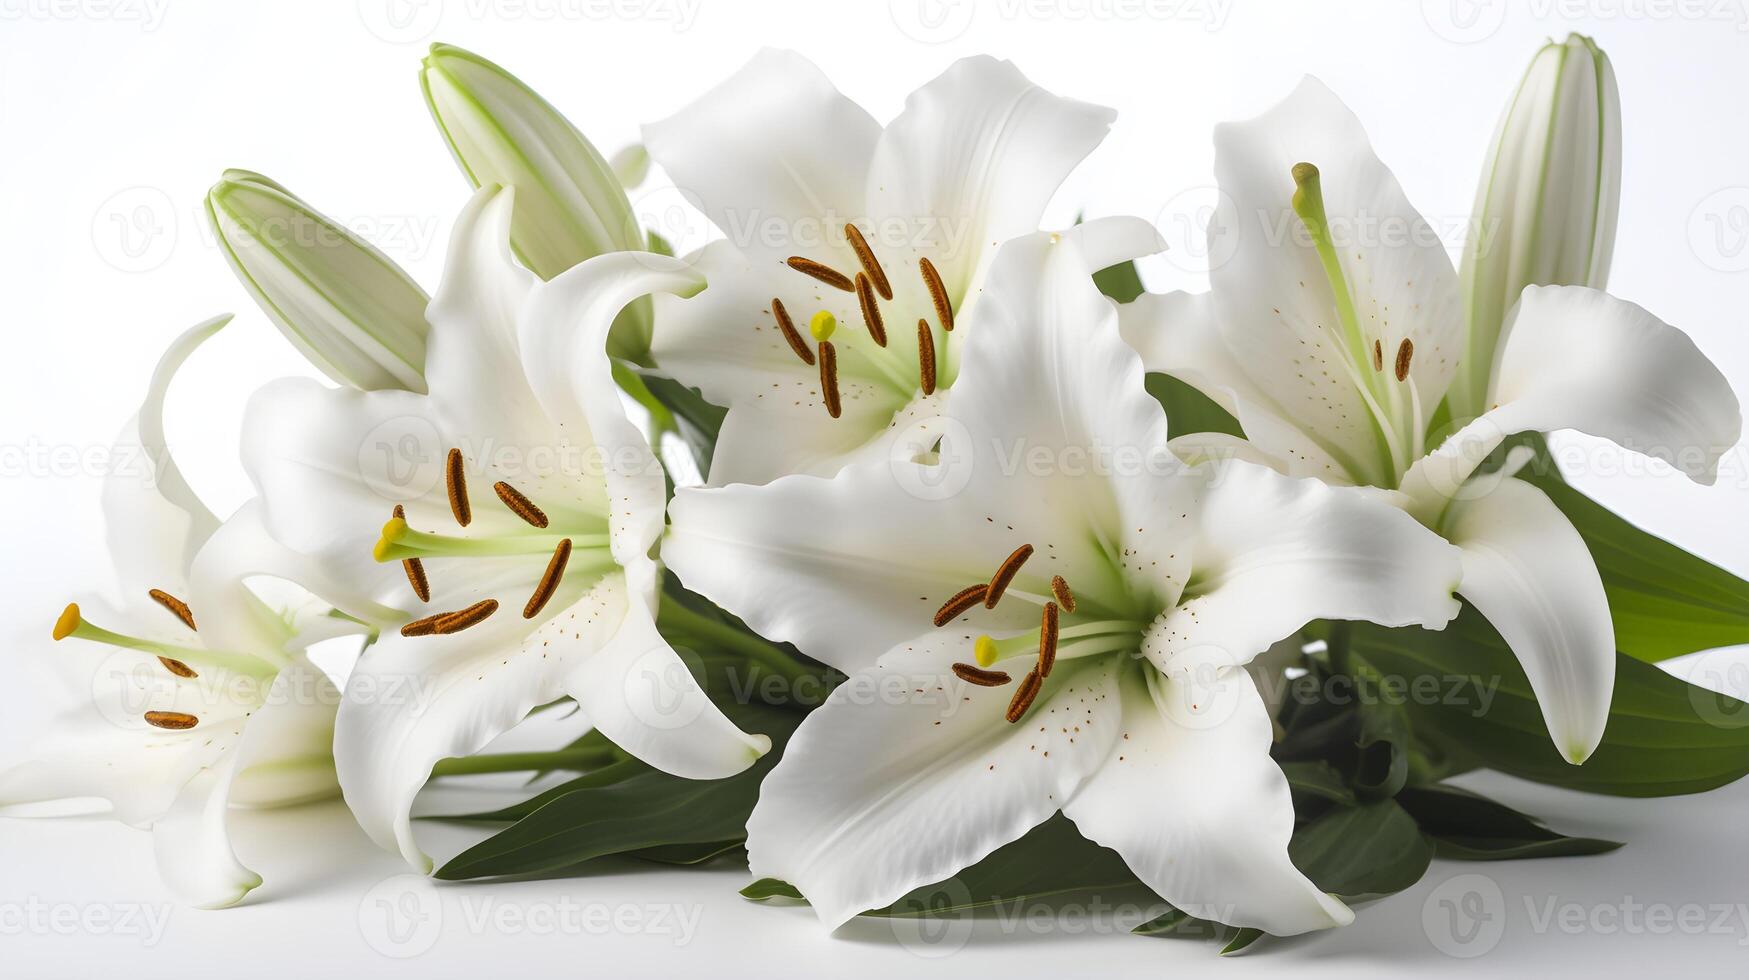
[656,593,823,690]
[429,745,618,778]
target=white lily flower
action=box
[0,316,344,908]
[1120,78,1741,764]
[1451,34,1621,421]
[665,228,1464,934]
[239,185,770,872]
[207,170,431,392]
[643,49,1155,485]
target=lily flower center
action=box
[772,223,958,417]
[371,448,618,636]
[927,543,1147,724]
[49,590,282,732]
[1290,162,1427,485]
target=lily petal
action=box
[642,48,880,246]
[1404,285,1742,513]
[1208,77,1463,484]
[1442,476,1613,763]
[151,757,260,909]
[866,56,1115,301]
[746,647,1122,929]
[1144,462,1461,671]
[104,315,230,598]
[1062,668,1352,936]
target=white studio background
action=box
[4,1,1749,976]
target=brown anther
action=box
[786,256,854,292]
[494,481,550,529]
[157,657,198,679]
[951,663,1012,687]
[920,257,954,332]
[1005,669,1042,723]
[445,448,472,527]
[143,711,199,731]
[399,612,446,637]
[917,319,937,396]
[434,599,499,635]
[148,589,197,631]
[985,544,1034,608]
[855,273,887,347]
[932,583,989,627]
[1049,575,1077,613]
[844,224,892,300]
[1372,339,1384,372]
[524,539,573,620]
[1038,601,1060,679]
[771,298,815,366]
[393,505,431,603]
[818,341,842,419]
[1394,338,1414,382]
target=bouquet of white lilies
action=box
[11,35,1749,953]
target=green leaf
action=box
[1518,467,1749,663]
[1221,928,1265,955]
[433,703,801,880]
[1396,784,1622,861]
[630,841,744,866]
[1280,760,1357,807]
[1348,607,1749,797]
[740,878,805,902]
[642,373,726,478]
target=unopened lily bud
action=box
[206,170,429,392]
[422,43,650,360]
[1453,34,1620,420]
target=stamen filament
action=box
[786,256,854,292]
[771,298,815,366]
[446,448,472,527]
[53,604,278,677]
[844,224,892,300]
[494,481,550,529]
[372,517,606,563]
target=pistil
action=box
[53,604,280,677]
[372,517,603,563]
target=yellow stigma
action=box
[374,516,409,563]
[974,634,999,668]
[809,310,837,342]
[53,603,81,641]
